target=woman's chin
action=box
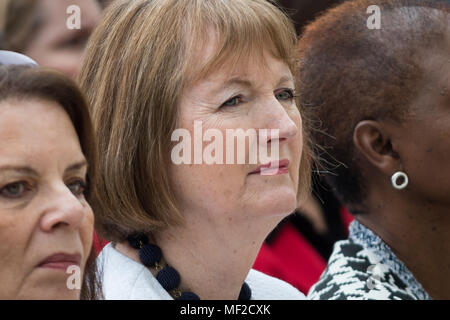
[17,287,80,300]
[252,192,298,218]
[15,271,82,300]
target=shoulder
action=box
[245,269,305,300]
[97,243,172,300]
[307,240,418,300]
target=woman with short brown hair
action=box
[81,0,311,300]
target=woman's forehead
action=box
[0,100,84,172]
[184,57,293,96]
[185,41,292,88]
[183,24,293,85]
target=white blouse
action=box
[97,243,305,300]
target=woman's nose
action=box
[39,185,86,232]
[261,99,299,143]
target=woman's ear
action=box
[353,120,399,175]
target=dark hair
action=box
[298,0,450,210]
[276,0,346,35]
[0,64,101,299]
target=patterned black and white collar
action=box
[349,220,431,300]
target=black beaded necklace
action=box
[128,234,252,300]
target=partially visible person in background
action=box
[0,0,102,79]
[253,0,352,295]
[98,0,114,9]
[277,0,345,35]
[0,52,100,299]
[300,0,450,299]
[0,0,107,254]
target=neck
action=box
[118,209,283,300]
[359,190,450,299]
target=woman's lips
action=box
[250,159,290,176]
[38,253,82,271]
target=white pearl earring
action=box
[391,171,409,190]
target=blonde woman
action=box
[80,0,311,300]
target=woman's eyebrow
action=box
[210,73,295,97]
[276,75,295,87]
[65,160,88,174]
[207,77,253,97]
[222,77,253,90]
[0,161,88,176]
[219,74,294,90]
[0,166,39,177]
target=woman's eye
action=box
[276,89,295,101]
[60,35,87,49]
[67,180,88,197]
[0,182,27,199]
[221,96,242,108]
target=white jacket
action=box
[97,243,305,300]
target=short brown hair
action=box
[79,0,312,242]
[0,64,99,299]
[298,0,450,209]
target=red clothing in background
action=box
[93,232,108,255]
[254,223,326,295]
[254,208,353,295]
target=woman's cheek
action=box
[0,214,29,296]
[290,110,303,153]
[291,115,304,187]
[81,207,94,263]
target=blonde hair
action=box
[79,0,311,242]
